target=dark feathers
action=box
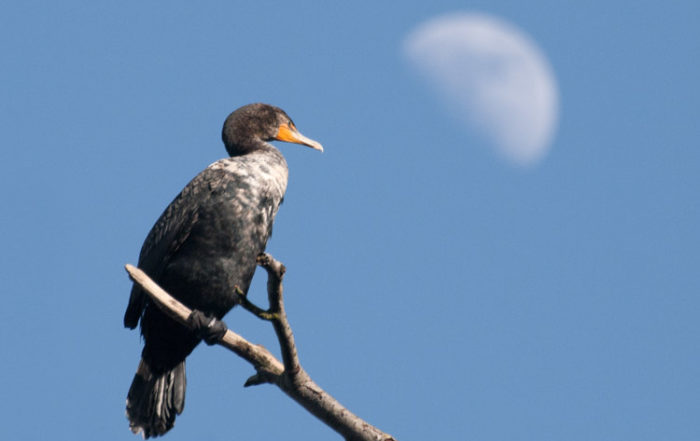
[125,104,298,438]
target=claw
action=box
[188,310,227,345]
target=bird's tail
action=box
[126,359,186,438]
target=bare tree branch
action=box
[125,254,396,441]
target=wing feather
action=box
[123,167,227,328]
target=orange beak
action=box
[275,123,324,152]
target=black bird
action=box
[124,103,323,438]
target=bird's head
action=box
[222,103,323,156]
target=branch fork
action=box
[125,253,395,441]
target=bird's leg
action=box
[187,310,228,345]
[234,285,278,321]
[256,253,286,277]
[233,254,286,320]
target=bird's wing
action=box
[123,166,228,328]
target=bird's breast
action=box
[209,151,288,203]
[202,152,288,252]
[162,152,289,312]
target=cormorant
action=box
[124,103,323,438]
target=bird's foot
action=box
[187,310,228,345]
[256,253,271,267]
[256,253,286,277]
[234,285,278,321]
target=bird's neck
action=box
[225,139,276,157]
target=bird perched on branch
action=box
[124,103,323,438]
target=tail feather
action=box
[127,359,186,438]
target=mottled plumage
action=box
[124,103,322,438]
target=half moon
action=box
[403,13,559,167]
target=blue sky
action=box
[1,1,698,440]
